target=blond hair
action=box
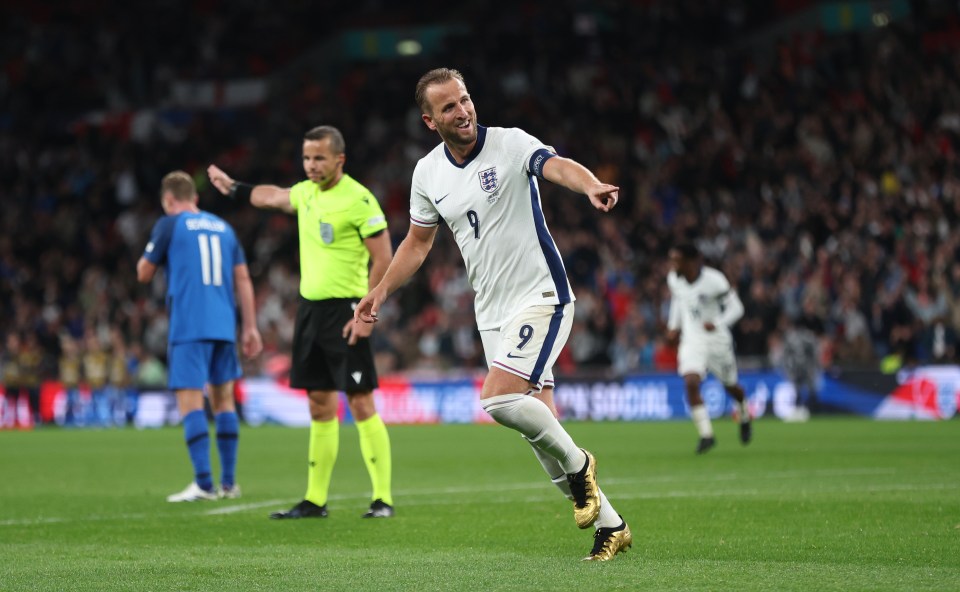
[160,171,197,202]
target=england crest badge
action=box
[478,167,499,193]
[320,221,334,244]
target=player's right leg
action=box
[678,342,714,454]
[271,300,342,520]
[270,389,339,519]
[166,341,218,502]
[684,373,715,454]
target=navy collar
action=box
[443,125,486,168]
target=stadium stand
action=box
[2,0,959,419]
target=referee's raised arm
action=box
[206,164,294,213]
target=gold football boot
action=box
[567,449,600,529]
[582,519,632,562]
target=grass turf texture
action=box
[1,418,958,591]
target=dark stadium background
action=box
[2,0,960,426]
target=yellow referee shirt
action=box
[289,174,388,300]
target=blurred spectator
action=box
[2,0,960,381]
[59,334,84,426]
[776,313,824,421]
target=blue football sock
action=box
[183,410,213,491]
[215,411,239,488]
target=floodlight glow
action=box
[872,12,890,27]
[397,40,422,56]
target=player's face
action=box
[668,249,682,272]
[669,250,697,280]
[422,78,477,148]
[302,138,345,189]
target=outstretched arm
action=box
[354,224,437,324]
[342,230,395,345]
[541,156,619,212]
[207,164,294,213]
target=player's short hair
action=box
[304,125,346,155]
[161,171,197,202]
[673,242,700,260]
[415,68,466,114]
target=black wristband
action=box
[229,182,253,201]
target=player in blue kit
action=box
[137,171,262,502]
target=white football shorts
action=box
[480,303,574,391]
[677,335,739,385]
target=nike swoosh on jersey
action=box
[434,193,450,204]
[505,352,527,359]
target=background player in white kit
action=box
[667,242,752,454]
[355,68,631,561]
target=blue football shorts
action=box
[168,340,241,390]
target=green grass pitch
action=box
[1,418,958,591]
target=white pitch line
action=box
[390,482,958,508]
[204,499,292,515]
[1,467,954,526]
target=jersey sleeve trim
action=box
[410,215,440,227]
[528,148,556,179]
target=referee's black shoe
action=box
[270,499,328,519]
[695,436,716,455]
[362,499,395,518]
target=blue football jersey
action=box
[142,211,246,344]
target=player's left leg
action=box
[347,391,394,517]
[523,389,574,500]
[208,342,243,497]
[712,346,751,445]
[533,388,627,533]
[209,381,240,498]
[723,382,752,444]
[480,304,605,531]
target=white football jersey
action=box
[410,126,574,330]
[667,266,743,342]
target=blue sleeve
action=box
[528,148,556,179]
[143,216,176,265]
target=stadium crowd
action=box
[3,1,960,424]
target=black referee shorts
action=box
[289,298,378,393]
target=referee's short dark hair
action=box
[673,242,700,260]
[304,125,346,155]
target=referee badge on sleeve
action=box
[320,221,334,244]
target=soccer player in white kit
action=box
[666,243,752,454]
[354,68,631,561]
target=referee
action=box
[208,125,395,519]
